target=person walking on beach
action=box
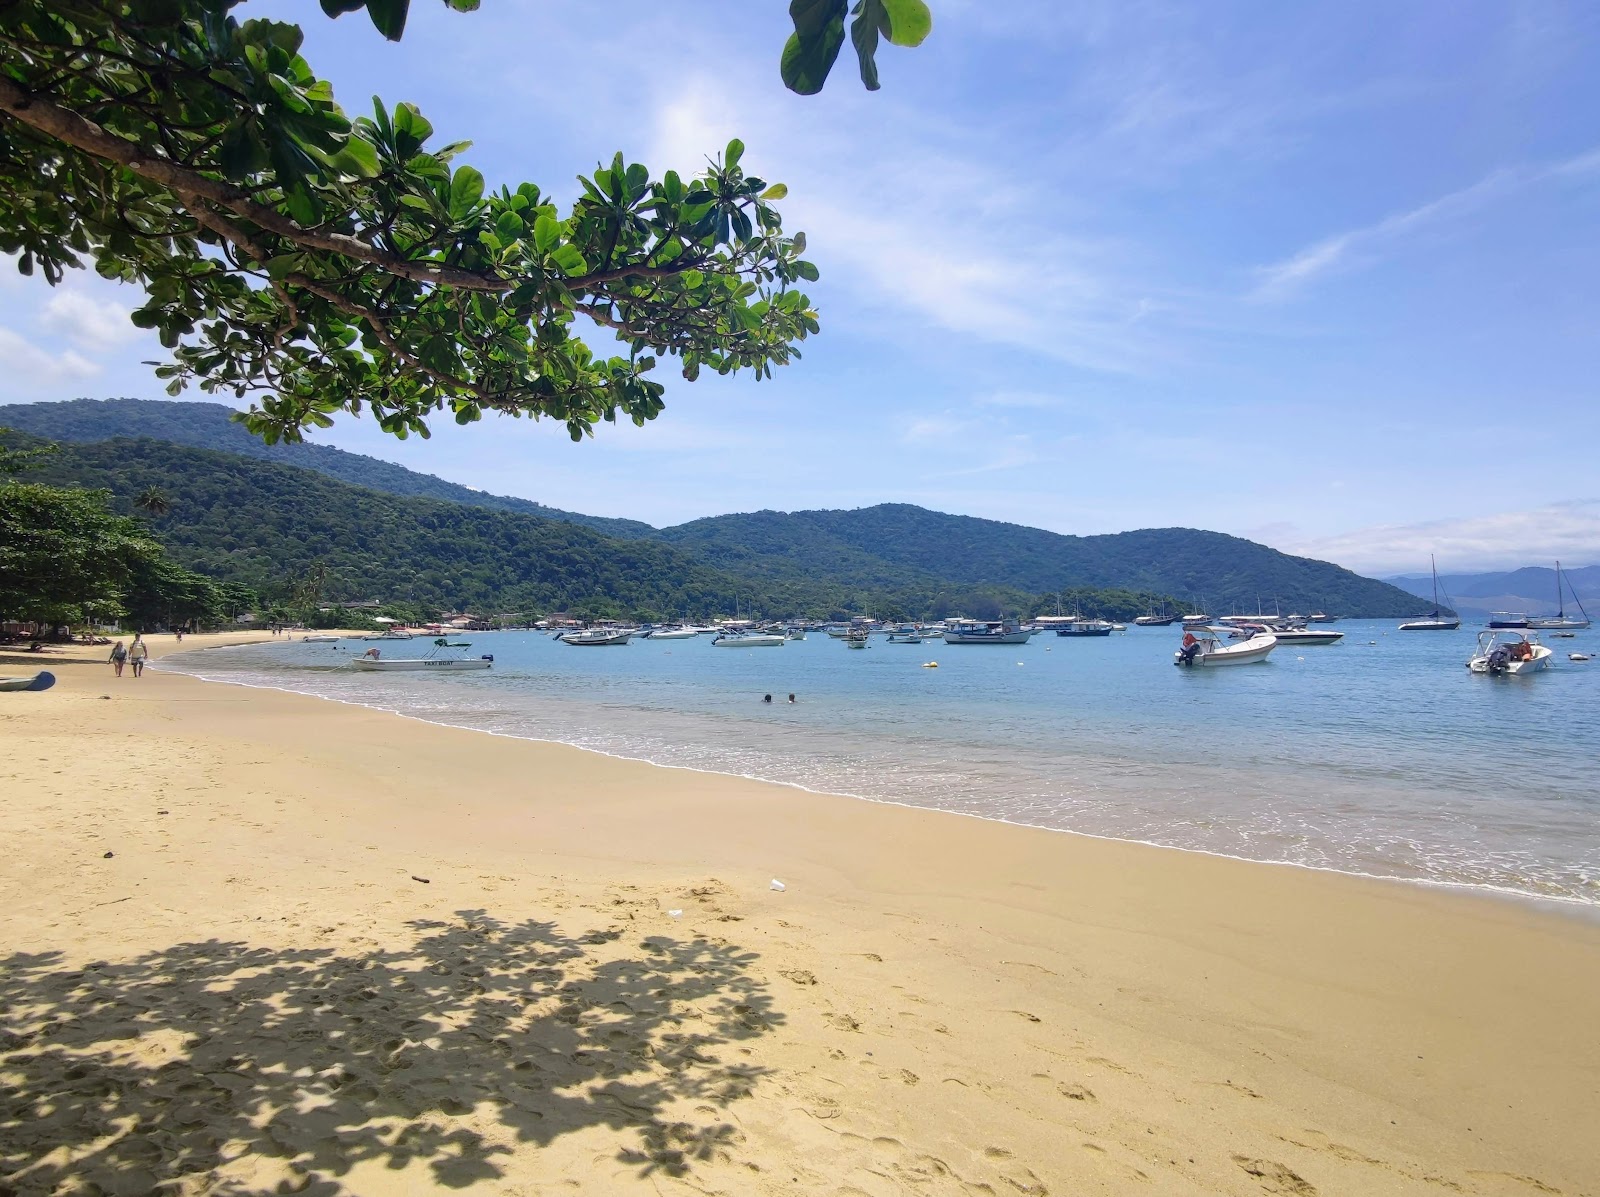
[129,634,149,678]
[108,639,127,677]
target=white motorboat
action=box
[1570,653,1590,662]
[301,634,340,643]
[844,630,870,649]
[1525,562,1591,630]
[1399,555,1461,630]
[647,627,699,640]
[711,632,785,648]
[786,627,807,640]
[563,629,632,646]
[349,638,493,671]
[943,620,1031,645]
[886,632,924,643]
[358,630,414,641]
[1268,627,1343,646]
[1467,630,1553,675]
[1174,629,1277,667]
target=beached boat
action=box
[1174,629,1276,667]
[1525,562,1591,630]
[942,620,1031,645]
[562,629,632,646]
[711,632,785,648]
[1467,630,1553,675]
[0,670,55,692]
[349,639,493,671]
[1399,556,1461,631]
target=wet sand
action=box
[2,632,1597,1196]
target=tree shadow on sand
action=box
[0,911,782,1194]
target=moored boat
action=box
[349,639,493,671]
[942,620,1031,645]
[562,629,633,646]
[1174,629,1276,667]
[1467,630,1552,675]
[711,632,785,648]
[1054,618,1114,637]
[1399,555,1461,631]
[1525,562,1591,630]
[1487,612,1530,629]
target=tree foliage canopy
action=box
[0,0,851,444]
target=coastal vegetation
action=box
[0,0,830,447]
[9,416,1422,622]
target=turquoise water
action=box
[161,624,1600,906]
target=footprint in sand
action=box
[779,969,818,986]
[1234,1156,1318,1196]
[1056,1082,1095,1101]
[825,1013,861,1033]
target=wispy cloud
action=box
[1253,145,1600,299]
[0,326,101,388]
[1275,500,1600,574]
[41,290,139,351]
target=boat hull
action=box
[1175,635,1277,667]
[942,631,1031,645]
[1270,630,1345,645]
[1398,619,1460,631]
[712,635,785,648]
[349,658,491,671]
[1468,650,1553,674]
[0,671,55,692]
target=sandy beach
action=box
[2,633,1597,1197]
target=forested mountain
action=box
[0,398,655,539]
[660,505,1425,617]
[5,398,1426,616]
[21,438,1064,619]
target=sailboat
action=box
[1398,556,1461,631]
[1526,562,1591,630]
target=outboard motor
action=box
[1486,645,1511,674]
[1176,642,1201,666]
[481,654,494,662]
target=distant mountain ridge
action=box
[1385,565,1598,620]
[0,397,656,539]
[4,397,1427,616]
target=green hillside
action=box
[0,398,656,540]
[657,505,1424,617]
[24,438,1072,619]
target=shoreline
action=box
[155,640,1600,920]
[5,632,1599,1195]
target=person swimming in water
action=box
[787,693,796,703]
[762,693,772,703]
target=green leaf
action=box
[796,260,820,282]
[495,210,524,242]
[851,3,882,90]
[533,213,560,253]
[551,244,589,276]
[725,138,745,169]
[880,0,932,46]
[329,135,380,178]
[781,0,849,95]
[760,183,789,201]
[365,0,409,40]
[448,165,484,219]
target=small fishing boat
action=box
[711,632,786,648]
[1055,619,1114,637]
[349,639,493,671]
[886,633,924,643]
[1467,630,1552,675]
[1486,612,1530,629]
[786,627,807,641]
[0,670,55,692]
[844,630,871,649]
[563,629,632,646]
[1525,562,1591,630]
[1174,629,1276,667]
[1399,556,1461,631]
[943,620,1031,645]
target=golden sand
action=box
[2,633,1597,1195]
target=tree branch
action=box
[0,75,511,294]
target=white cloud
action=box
[1276,500,1600,574]
[1253,145,1600,300]
[0,326,102,387]
[41,290,139,351]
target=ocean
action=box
[160,623,1600,907]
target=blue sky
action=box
[3,0,1598,574]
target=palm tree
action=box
[134,486,170,517]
